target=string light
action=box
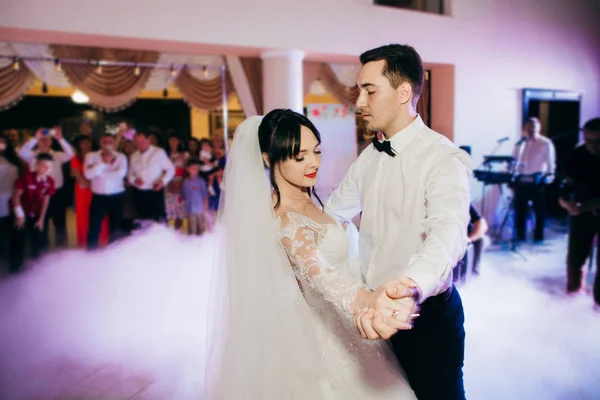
[72,90,89,104]
[0,55,222,74]
[134,64,141,76]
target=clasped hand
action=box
[352,276,420,340]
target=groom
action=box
[326,44,471,400]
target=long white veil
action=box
[204,116,326,399]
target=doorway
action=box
[522,89,582,217]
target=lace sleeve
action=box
[279,214,363,315]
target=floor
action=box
[23,362,152,400]
[461,219,600,400]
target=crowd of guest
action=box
[0,123,225,273]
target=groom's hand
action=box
[386,277,421,327]
[385,275,422,302]
[353,279,420,340]
[376,278,420,329]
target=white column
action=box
[261,49,305,113]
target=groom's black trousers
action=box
[389,285,466,400]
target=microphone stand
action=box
[478,140,507,217]
[475,140,506,171]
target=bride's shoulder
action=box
[275,210,327,247]
[275,208,322,231]
[275,208,305,227]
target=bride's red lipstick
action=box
[304,171,318,179]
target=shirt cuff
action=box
[14,206,25,219]
[402,261,445,302]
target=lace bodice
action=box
[277,211,363,314]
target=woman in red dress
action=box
[70,136,109,248]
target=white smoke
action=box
[0,226,215,399]
[0,227,598,399]
[461,256,600,400]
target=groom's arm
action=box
[403,151,472,301]
[325,158,362,220]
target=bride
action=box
[0,109,417,400]
[206,108,417,399]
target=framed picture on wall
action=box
[209,110,246,140]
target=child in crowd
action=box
[10,153,55,273]
[181,160,209,235]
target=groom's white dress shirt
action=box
[326,116,472,301]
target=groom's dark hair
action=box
[359,44,425,106]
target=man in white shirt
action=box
[128,131,175,223]
[512,117,556,243]
[84,133,128,249]
[0,133,20,268]
[18,127,74,247]
[326,44,471,400]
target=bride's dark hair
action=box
[258,108,323,209]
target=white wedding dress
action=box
[275,210,416,399]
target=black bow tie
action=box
[371,137,396,157]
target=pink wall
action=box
[2,0,600,200]
[429,64,455,141]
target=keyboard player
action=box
[512,117,556,243]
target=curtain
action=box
[0,64,34,111]
[317,63,359,107]
[51,45,160,111]
[174,67,234,110]
[239,57,263,115]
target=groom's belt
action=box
[421,285,454,308]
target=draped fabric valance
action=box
[175,67,234,111]
[317,63,359,107]
[0,42,231,112]
[239,57,264,115]
[0,64,35,111]
[51,45,160,111]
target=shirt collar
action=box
[384,115,425,155]
[139,145,154,155]
[32,172,47,183]
[523,135,541,143]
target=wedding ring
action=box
[391,310,398,319]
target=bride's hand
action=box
[354,308,407,340]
